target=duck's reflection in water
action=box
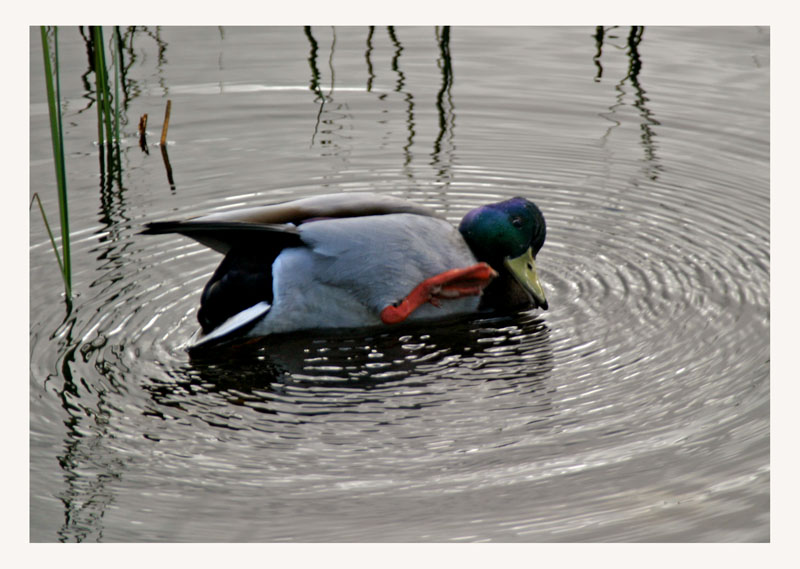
[143,313,555,428]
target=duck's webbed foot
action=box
[380,263,497,324]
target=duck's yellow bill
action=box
[504,247,548,310]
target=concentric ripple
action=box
[31,165,768,541]
[30,26,768,542]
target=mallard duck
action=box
[142,192,547,348]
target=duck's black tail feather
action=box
[142,220,305,335]
[196,245,281,334]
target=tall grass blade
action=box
[113,27,121,144]
[39,26,72,300]
[30,193,65,278]
[92,25,122,182]
[92,26,114,147]
[91,28,104,147]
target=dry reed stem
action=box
[160,100,172,146]
[138,114,149,152]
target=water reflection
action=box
[73,25,176,228]
[73,26,181,244]
[304,26,359,157]
[45,312,127,542]
[592,26,605,81]
[56,393,123,543]
[44,303,555,540]
[595,26,661,180]
[432,25,455,184]
[142,315,554,430]
[365,27,376,92]
[30,27,768,541]
[304,26,455,181]
[304,25,326,146]
[76,26,168,118]
[386,26,416,171]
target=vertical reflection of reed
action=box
[305,27,454,180]
[84,26,167,112]
[78,27,96,110]
[304,26,354,160]
[597,26,661,180]
[365,26,375,92]
[97,143,126,231]
[51,321,122,542]
[56,399,121,543]
[592,26,604,81]
[114,26,167,112]
[387,27,415,171]
[304,26,327,146]
[304,26,323,97]
[432,26,455,184]
[327,26,337,95]
[217,26,225,78]
[625,27,659,168]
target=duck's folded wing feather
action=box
[189,192,443,226]
[141,220,303,254]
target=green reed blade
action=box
[113,26,121,144]
[30,193,65,278]
[53,26,71,297]
[92,28,104,146]
[40,26,72,300]
[93,26,113,147]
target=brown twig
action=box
[138,113,149,153]
[160,99,172,146]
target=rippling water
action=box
[29,26,768,542]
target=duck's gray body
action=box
[143,192,548,349]
[254,212,481,336]
[143,193,482,348]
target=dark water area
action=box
[29,26,769,542]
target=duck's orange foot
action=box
[380,262,497,324]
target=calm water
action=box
[29,26,769,542]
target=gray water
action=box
[29,26,769,542]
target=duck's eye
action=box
[511,216,523,229]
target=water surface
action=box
[29,26,769,542]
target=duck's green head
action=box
[459,197,548,310]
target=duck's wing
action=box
[141,193,441,254]
[187,192,443,226]
[141,220,302,255]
